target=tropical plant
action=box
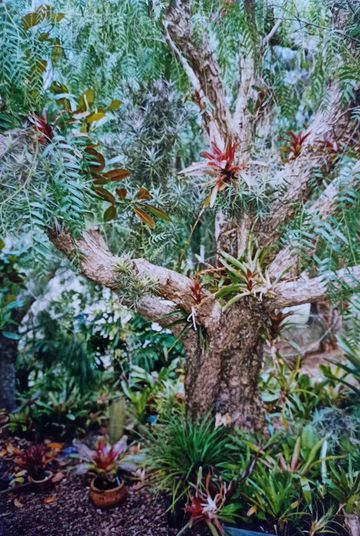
[74,436,139,488]
[178,468,236,536]
[147,415,232,507]
[19,443,51,481]
[326,457,360,536]
[242,464,301,535]
[1,0,360,433]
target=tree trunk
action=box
[185,298,266,431]
[0,335,17,412]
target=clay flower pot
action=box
[30,470,54,492]
[89,477,127,509]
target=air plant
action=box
[180,139,243,207]
[74,436,140,486]
[288,130,311,158]
[190,275,203,305]
[28,112,54,144]
[215,239,277,310]
[282,131,311,160]
[178,468,233,536]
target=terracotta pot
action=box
[30,470,53,492]
[89,477,127,509]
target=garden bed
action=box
[0,473,206,536]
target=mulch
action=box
[0,473,206,536]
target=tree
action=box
[1,1,359,429]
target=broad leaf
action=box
[134,207,155,228]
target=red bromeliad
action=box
[28,113,54,144]
[74,436,140,484]
[181,139,243,208]
[287,130,311,159]
[178,470,231,536]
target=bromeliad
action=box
[74,436,141,486]
[178,469,232,536]
[180,139,243,207]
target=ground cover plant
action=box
[0,0,360,535]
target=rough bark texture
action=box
[186,299,266,431]
[43,4,360,433]
[0,335,17,411]
[165,0,231,145]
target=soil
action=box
[0,473,206,536]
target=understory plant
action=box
[74,436,139,489]
[178,468,236,536]
[19,443,52,481]
[147,414,232,508]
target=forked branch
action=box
[269,265,360,309]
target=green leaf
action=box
[2,331,21,341]
[142,204,171,221]
[86,111,106,123]
[103,205,117,222]
[23,12,41,29]
[107,99,121,111]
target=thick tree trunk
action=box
[185,299,266,431]
[0,335,17,412]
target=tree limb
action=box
[268,265,360,309]
[268,160,360,280]
[257,85,348,246]
[48,227,221,328]
[165,0,231,146]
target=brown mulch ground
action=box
[0,473,206,536]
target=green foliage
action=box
[108,397,127,445]
[11,375,110,438]
[147,414,232,507]
[0,241,26,340]
[327,457,360,515]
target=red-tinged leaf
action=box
[142,204,170,221]
[107,99,121,111]
[103,205,117,222]
[93,187,115,205]
[300,131,311,144]
[86,111,106,123]
[133,207,156,228]
[136,187,151,200]
[104,169,131,181]
[116,188,127,199]
[51,471,65,483]
[85,147,105,172]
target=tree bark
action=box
[0,335,17,412]
[186,298,266,431]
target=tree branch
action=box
[257,85,349,246]
[268,265,360,309]
[165,0,231,146]
[268,160,360,280]
[48,227,221,328]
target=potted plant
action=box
[75,435,139,509]
[20,444,54,491]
